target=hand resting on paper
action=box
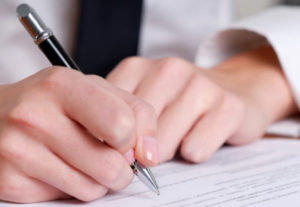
[107,46,298,163]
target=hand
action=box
[107,46,297,163]
[0,67,158,203]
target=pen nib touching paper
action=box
[131,161,160,195]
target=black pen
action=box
[16,3,159,195]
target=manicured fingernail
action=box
[143,136,159,164]
[124,149,135,164]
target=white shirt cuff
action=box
[195,5,300,109]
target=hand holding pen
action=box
[17,2,159,197]
[0,4,158,203]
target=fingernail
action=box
[124,149,135,164]
[143,136,159,164]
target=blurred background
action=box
[235,0,297,19]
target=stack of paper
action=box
[1,138,300,207]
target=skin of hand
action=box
[107,46,298,164]
[0,67,159,203]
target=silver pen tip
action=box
[131,160,160,195]
[156,189,160,196]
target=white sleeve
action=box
[195,5,300,109]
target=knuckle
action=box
[0,136,28,164]
[117,56,145,73]
[103,153,124,182]
[132,99,157,120]
[99,152,128,189]
[78,186,108,202]
[87,74,104,83]
[181,146,212,163]
[0,179,30,203]
[161,150,176,163]
[6,99,49,134]
[157,57,186,77]
[120,56,144,67]
[178,75,200,103]
[222,93,244,115]
[7,102,37,128]
[177,74,208,107]
[187,73,203,88]
[186,73,214,95]
[218,92,245,129]
[109,108,135,147]
[194,152,211,163]
[184,74,225,109]
[160,57,185,67]
[38,67,73,93]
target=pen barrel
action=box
[38,36,81,71]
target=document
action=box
[1,138,300,207]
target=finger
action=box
[180,93,243,163]
[88,75,158,166]
[134,58,195,115]
[0,159,68,203]
[106,57,154,93]
[40,113,134,191]
[156,75,220,162]
[1,129,108,202]
[42,67,136,152]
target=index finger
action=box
[88,75,159,166]
[41,67,136,153]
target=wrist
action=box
[205,46,298,125]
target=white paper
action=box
[2,138,300,207]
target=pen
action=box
[16,3,159,195]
